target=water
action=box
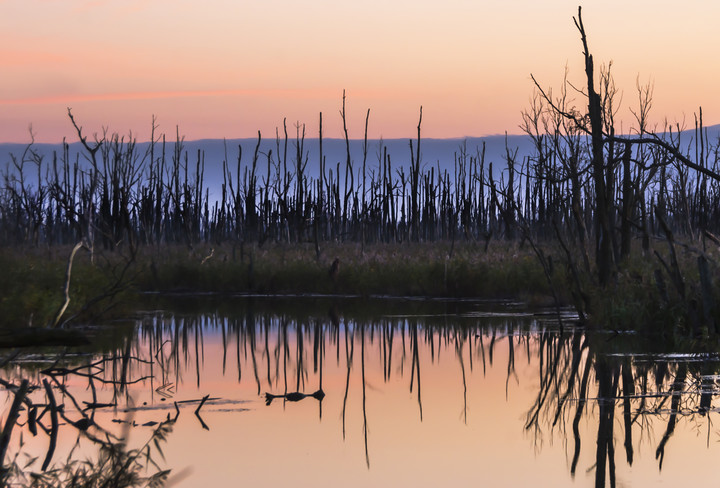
[3,296,720,487]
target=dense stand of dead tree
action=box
[2,8,720,333]
[2,94,719,258]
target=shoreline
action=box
[0,241,560,329]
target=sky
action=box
[1,0,719,143]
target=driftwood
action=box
[195,394,210,430]
[82,401,116,411]
[264,389,325,406]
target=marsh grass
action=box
[579,239,720,338]
[4,231,719,339]
[0,241,556,329]
[134,240,554,299]
[0,246,137,329]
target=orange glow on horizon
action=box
[1,1,719,142]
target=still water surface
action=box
[5,296,720,487]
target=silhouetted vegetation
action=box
[2,8,720,334]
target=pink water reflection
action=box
[4,300,720,487]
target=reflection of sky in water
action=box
[5,301,720,487]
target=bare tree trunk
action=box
[575,7,614,286]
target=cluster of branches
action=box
[523,322,714,487]
[0,348,175,487]
[2,10,720,326]
[512,6,720,336]
[2,100,717,258]
[0,104,500,251]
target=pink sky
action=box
[1,1,718,142]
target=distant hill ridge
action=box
[1,125,718,191]
[3,124,718,164]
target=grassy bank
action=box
[0,241,558,329]
[2,234,718,338]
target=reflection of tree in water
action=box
[4,304,720,486]
[136,308,540,470]
[137,308,720,485]
[522,327,720,488]
[0,342,181,486]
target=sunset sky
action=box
[2,0,718,142]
